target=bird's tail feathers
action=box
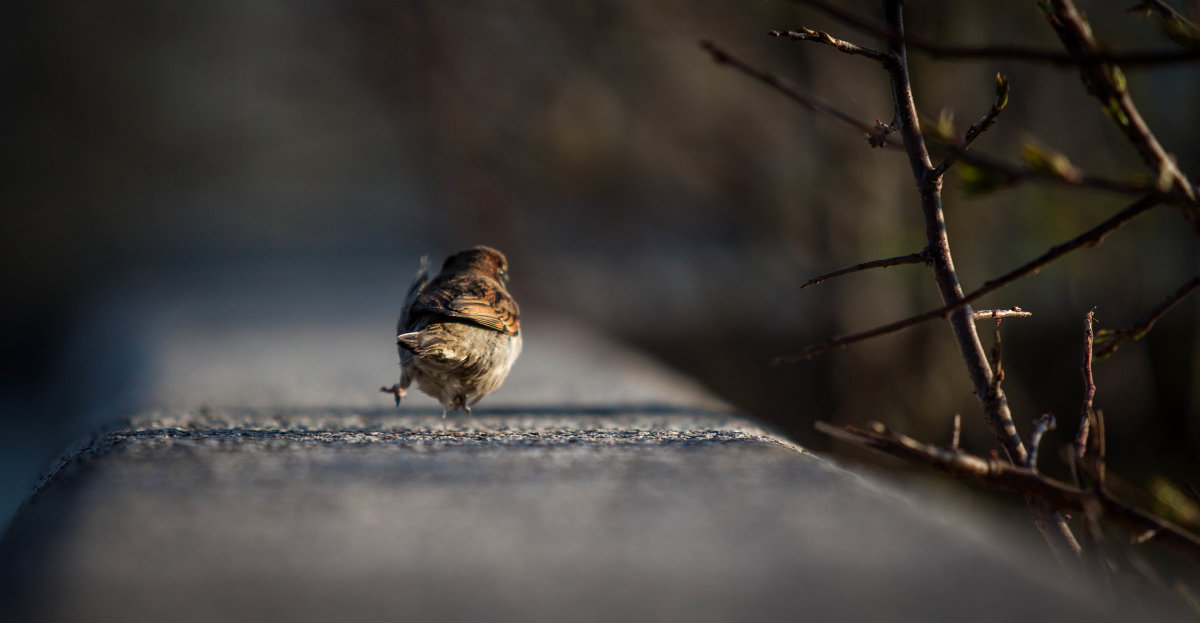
[397,330,462,362]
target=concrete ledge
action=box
[1,406,1142,623]
[0,263,1175,622]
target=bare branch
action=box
[795,0,1200,66]
[989,319,1005,396]
[801,250,928,289]
[1071,403,1093,488]
[1076,311,1108,491]
[933,73,1008,177]
[700,40,882,139]
[815,421,1200,563]
[972,308,1032,320]
[777,195,1159,363]
[1129,0,1200,40]
[770,28,893,64]
[1095,275,1200,359]
[703,38,1167,199]
[947,147,1161,198]
[1081,310,1098,428]
[1029,413,1057,470]
[1040,0,1200,230]
[875,1,1079,557]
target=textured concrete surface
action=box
[0,262,1176,622]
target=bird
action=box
[381,246,521,417]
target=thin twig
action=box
[1072,401,1093,488]
[815,421,1200,563]
[769,28,893,64]
[989,319,1005,396]
[1129,0,1200,37]
[933,73,1008,178]
[946,147,1161,198]
[1082,310,1098,417]
[972,308,1031,320]
[1040,0,1200,230]
[777,195,1159,362]
[1089,409,1108,490]
[794,0,1200,66]
[702,39,1167,199]
[1029,413,1057,470]
[1095,275,1200,359]
[700,40,880,138]
[949,414,962,452]
[801,250,928,289]
[1078,311,1108,490]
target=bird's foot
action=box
[380,384,406,407]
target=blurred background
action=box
[2,0,1197,531]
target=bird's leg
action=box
[379,384,406,407]
[464,405,472,417]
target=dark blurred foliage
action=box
[1,1,1198,528]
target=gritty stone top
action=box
[0,262,1180,623]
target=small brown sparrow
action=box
[381,246,521,416]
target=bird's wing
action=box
[411,276,520,335]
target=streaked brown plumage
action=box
[381,246,521,416]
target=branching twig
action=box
[704,39,1167,200]
[801,250,928,289]
[777,195,1159,362]
[973,307,1031,320]
[699,40,881,139]
[1095,275,1200,359]
[1040,0,1200,230]
[815,420,1200,563]
[878,0,1080,559]
[769,28,893,64]
[932,73,1008,177]
[794,0,1200,66]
